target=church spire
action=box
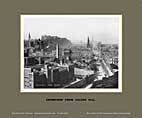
[28,32,31,40]
[87,36,90,48]
[28,33,31,47]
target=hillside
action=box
[24,35,72,51]
[41,35,72,49]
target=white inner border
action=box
[20,15,122,93]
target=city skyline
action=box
[21,15,122,92]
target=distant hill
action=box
[24,35,72,51]
[41,35,72,49]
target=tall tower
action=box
[28,32,31,47]
[56,43,59,59]
[87,36,90,48]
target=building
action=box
[33,64,75,88]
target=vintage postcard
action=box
[21,15,122,92]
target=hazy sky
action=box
[23,15,121,44]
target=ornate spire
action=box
[28,33,31,47]
[28,32,31,40]
[87,36,90,48]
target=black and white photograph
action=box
[21,15,122,92]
